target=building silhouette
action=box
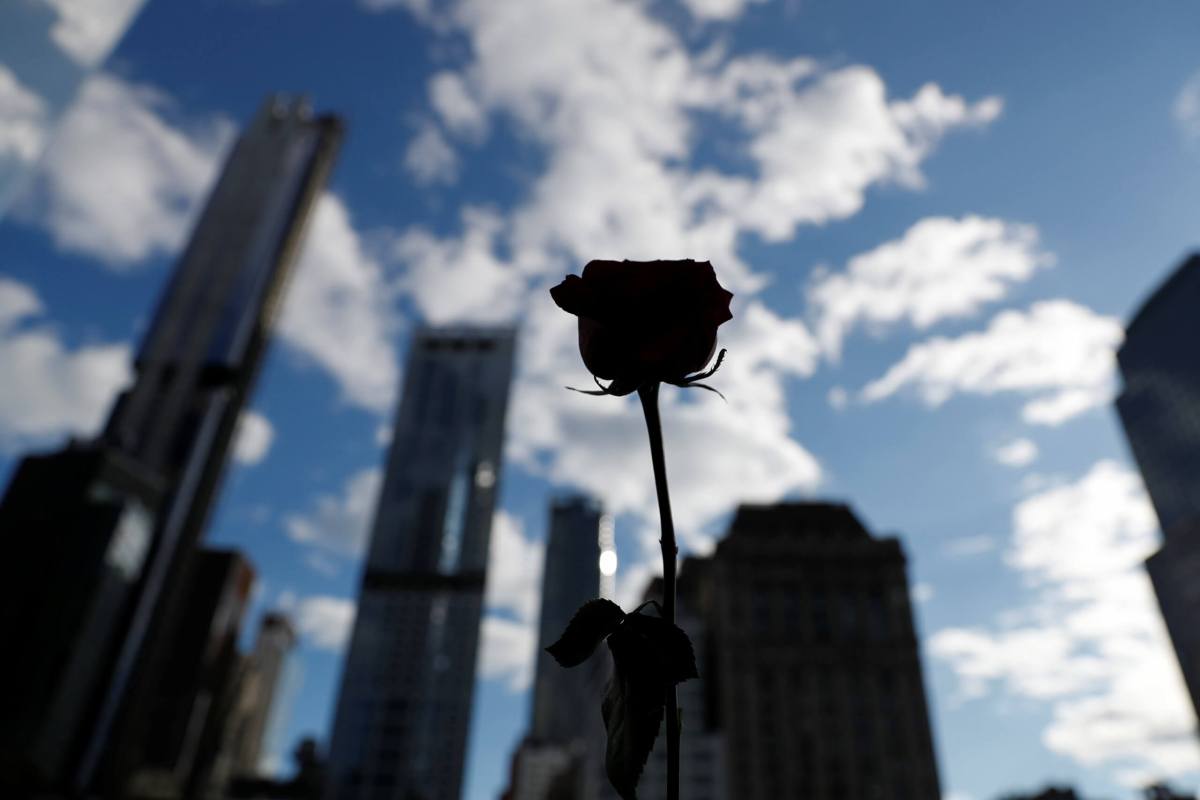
[636,503,941,800]
[325,327,517,800]
[126,548,256,799]
[0,97,342,796]
[504,495,611,800]
[999,789,1080,800]
[638,559,726,800]
[1115,253,1200,727]
[531,496,607,745]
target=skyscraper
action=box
[636,503,941,800]
[708,503,941,799]
[531,495,607,745]
[1115,252,1200,726]
[326,326,517,800]
[505,495,610,800]
[127,548,256,799]
[231,613,299,778]
[0,96,342,796]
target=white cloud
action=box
[278,193,401,412]
[477,511,544,693]
[912,582,935,604]
[40,0,147,67]
[827,386,849,411]
[358,0,435,18]
[0,277,130,450]
[679,0,765,21]
[232,410,274,466]
[23,73,231,268]
[942,534,998,558]
[285,468,383,559]
[1173,70,1200,143]
[484,510,544,624]
[992,437,1038,468]
[0,66,47,164]
[291,595,357,652]
[404,122,459,185]
[810,215,1050,358]
[428,71,487,138]
[930,460,1200,782]
[702,70,1002,244]
[391,207,525,325]
[478,615,537,692]
[385,0,1002,310]
[861,300,1124,426]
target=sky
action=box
[1,1,1200,799]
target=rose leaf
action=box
[622,612,699,686]
[546,598,627,668]
[602,622,667,800]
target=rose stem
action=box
[637,381,680,800]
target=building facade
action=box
[639,560,726,800]
[1115,253,1200,726]
[0,97,341,796]
[530,495,606,745]
[325,327,517,800]
[506,495,611,800]
[634,504,941,800]
[707,503,942,800]
[126,549,256,800]
[232,613,298,779]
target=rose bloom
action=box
[550,259,734,395]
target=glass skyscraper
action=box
[530,495,607,745]
[0,97,342,796]
[326,327,517,800]
[1115,252,1200,727]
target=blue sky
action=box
[2,1,1200,799]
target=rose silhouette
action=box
[549,259,734,396]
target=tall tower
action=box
[0,97,342,796]
[503,496,608,800]
[1115,252,1200,726]
[129,548,256,798]
[531,495,606,744]
[233,612,298,777]
[326,326,517,800]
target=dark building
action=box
[325,327,517,800]
[126,549,256,799]
[636,503,941,800]
[638,559,726,800]
[531,495,607,745]
[0,97,342,796]
[1115,253,1200,727]
[506,495,612,800]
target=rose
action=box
[550,259,734,395]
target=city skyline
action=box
[1,2,1199,800]
[0,94,341,798]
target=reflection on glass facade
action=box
[326,327,516,800]
[1115,253,1200,726]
